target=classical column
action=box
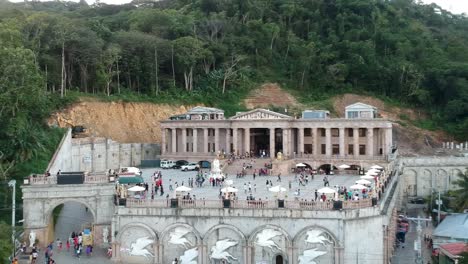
[367,128,374,157]
[214,128,220,153]
[270,128,275,158]
[325,128,331,156]
[298,128,304,155]
[282,128,288,156]
[225,128,230,153]
[339,127,345,157]
[312,127,318,156]
[161,128,166,155]
[385,127,392,156]
[181,128,187,152]
[353,128,359,157]
[193,128,198,153]
[171,128,177,153]
[244,128,250,155]
[233,128,238,154]
[203,128,209,153]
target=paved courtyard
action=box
[140,167,363,201]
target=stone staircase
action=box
[223,159,272,176]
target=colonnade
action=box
[161,126,392,158]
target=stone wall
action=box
[112,206,392,264]
[399,157,468,197]
[46,130,160,174]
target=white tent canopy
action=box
[296,163,307,167]
[365,171,379,176]
[360,175,375,180]
[317,187,337,194]
[127,185,145,192]
[350,184,367,190]
[175,186,192,192]
[269,185,287,193]
[338,164,350,169]
[355,179,372,185]
[221,187,238,193]
[371,165,383,170]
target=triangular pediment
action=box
[230,109,292,120]
[345,102,376,110]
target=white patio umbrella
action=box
[127,185,145,192]
[221,186,238,193]
[175,186,192,192]
[224,179,234,186]
[269,185,287,193]
[360,175,375,180]
[338,164,350,169]
[355,179,372,185]
[296,163,307,167]
[371,165,383,170]
[367,168,380,173]
[317,187,337,194]
[350,184,367,190]
[365,171,379,176]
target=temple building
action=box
[160,103,393,160]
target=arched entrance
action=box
[275,254,284,264]
[48,201,95,249]
[318,164,337,174]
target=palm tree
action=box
[453,168,468,212]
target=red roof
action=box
[439,243,468,256]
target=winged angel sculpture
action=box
[169,227,193,248]
[254,229,282,251]
[210,239,238,263]
[305,230,332,246]
[298,248,327,264]
[121,237,154,259]
[180,247,198,264]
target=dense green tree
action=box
[452,169,468,212]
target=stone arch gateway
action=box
[21,183,115,247]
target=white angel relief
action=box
[298,248,327,264]
[255,229,282,251]
[169,227,193,248]
[210,239,238,263]
[305,230,332,246]
[121,237,154,259]
[180,247,198,264]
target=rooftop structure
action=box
[345,102,378,119]
[302,110,330,119]
[433,214,468,248]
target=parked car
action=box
[173,160,189,169]
[160,160,176,169]
[408,197,425,204]
[181,162,199,171]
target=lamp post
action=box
[8,179,16,258]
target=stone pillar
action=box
[203,128,209,153]
[214,128,220,153]
[225,128,230,153]
[161,128,166,155]
[233,128,238,155]
[367,128,374,157]
[339,127,345,157]
[171,128,177,153]
[353,128,359,157]
[385,127,392,155]
[270,128,275,158]
[282,128,288,156]
[181,128,187,152]
[298,127,304,156]
[325,128,331,156]
[312,127,318,156]
[244,128,250,156]
[193,128,198,153]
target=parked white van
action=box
[160,160,176,169]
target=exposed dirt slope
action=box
[244,83,300,109]
[49,87,447,156]
[48,100,196,143]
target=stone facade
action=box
[161,108,393,161]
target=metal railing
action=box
[124,197,376,210]
[26,172,110,185]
